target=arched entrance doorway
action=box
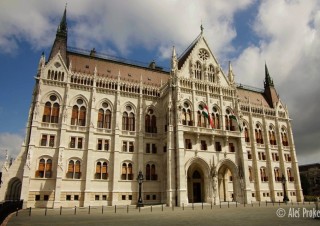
[5,177,22,200]
[187,164,206,203]
[218,160,241,203]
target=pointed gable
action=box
[176,32,229,86]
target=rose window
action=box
[198,49,209,61]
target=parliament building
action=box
[0,9,303,208]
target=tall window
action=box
[287,168,294,182]
[215,142,222,151]
[229,143,235,152]
[272,153,279,161]
[66,160,81,179]
[70,137,83,149]
[182,102,192,126]
[146,163,157,181]
[197,104,207,128]
[42,95,60,123]
[274,168,281,182]
[122,105,135,131]
[269,125,277,145]
[255,124,264,144]
[281,128,289,146]
[248,166,253,182]
[260,167,268,182]
[243,122,250,142]
[95,161,108,179]
[71,98,86,126]
[121,162,133,180]
[122,141,134,152]
[194,61,202,80]
[97,102,112,129]
[35,158,52,178]
[211,106,220,129]
[225,109,236,131]
[201,140,207,150]
[185,139,192,149]
[145,108,157,133]
[208,64,215,83]
[284,153,291,162]
[97,139,109,151]
[40,134,55,147]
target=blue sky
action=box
[0,0,320,167]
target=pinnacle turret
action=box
[264,63,274,88]
[228,61,235,84]
[57,5,67,37]
[171,46,178,71]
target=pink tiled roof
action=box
[67,52,170,86]
[237,87,271,107]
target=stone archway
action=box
[217,159,242,203]
[187,167,205,203]
[186,158,210,204]
[5,177,22,201]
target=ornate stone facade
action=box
[0,9,303,208]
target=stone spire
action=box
[49,5,68,64]
[57,5,67,37]
[264,62,274,88]
[263,63,278,108]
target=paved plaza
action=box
[5,203,320,226]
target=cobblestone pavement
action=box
[5,203,320,226]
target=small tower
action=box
[49,6,68,64]
[264,63,279,108]
[228,61,235,85]
[37,52,46,75]
[171,46,178,72]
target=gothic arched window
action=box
[145,108,157,133]
[95,161,108,180]
[121,162,133,180]
[42,94,60,123]
[274,167,280,182]
[66,160,81,179]
[182,102,192,126]
[255,123,264,144]
[97,102,112,129]
[194,61,202,80]
[197,104,207,128]
[287,168,294,182]
[260,167,268,182]
[281,127,289,146]
[146,163,157,181]
[225,109,236,131]
[208,64,215,83]
[243,122,250,142]
[122,105,135,131]
[211,106,220,129]
[35,158,52,178]
[71,98,86,126]
[269,125,277,145]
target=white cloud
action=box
[0,0,254,57]
[233,0,320,164]
[0,133,24,169]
